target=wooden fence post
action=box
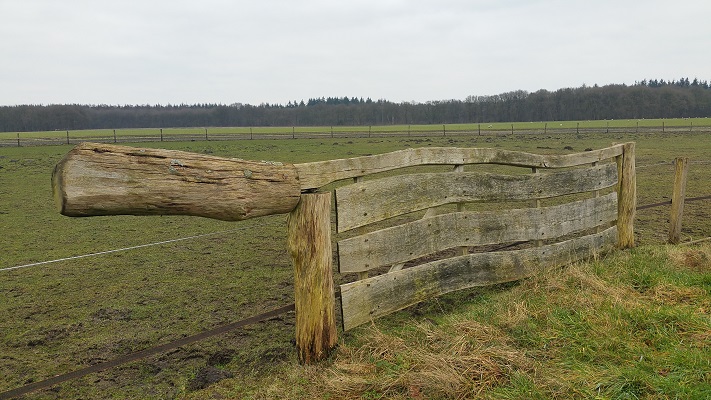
[287,192,337,364]
[617,142,636,248]
[668,157,689,244]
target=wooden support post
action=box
[668,157,689,244]
[16,132,20,147]
[352,176,369,280]
[160,128,163,142]
[287,192,337,364]
[205,128,208,141]
[592,162,601,233]
[616,142,636,248]
[66,130,70,145]
[113,129,117,143]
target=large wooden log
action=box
[52,142,301,221]
[287,193,337,364]
[336,163,618,232]
[340,227,617,331]
[295,145,624,189]
[338,193,618,273]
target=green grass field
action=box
[1,130,710,398]
[1,117,711,143]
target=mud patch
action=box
[187,366,234,391]
[91,307,133,321]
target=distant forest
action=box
[1,78,710,132]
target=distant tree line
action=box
[1,78,710,132]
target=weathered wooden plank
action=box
[52,142,301,221]
[338,192,617,273]
[617,142,636,248]
[336,163,618,232]
[340,226,617,331]
[287,193,337,364]
[295,145,624,189]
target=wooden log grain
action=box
[295,145,624,189]
[338,192,618,273]
[668,157,689,244]
[616,142,636,248]
[340,226,617,331]
[336,163,618,232]
[287,193,337,364]
[52,142,301,221]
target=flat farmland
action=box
[1,117,711,146]
[1,131,710,398]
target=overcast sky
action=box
[2,0,710,106]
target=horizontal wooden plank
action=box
[336,163,618,232]
[53,142,301,221]
[295,145,624,189]
[338,192,617,273]
[340,226,617,331]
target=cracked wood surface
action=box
[52,142,301,221]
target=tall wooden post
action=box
[617,142,636,248]
[287,192,337,364]
[668,157,689,244]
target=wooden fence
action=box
[4,121,710,147]
[52,142,636,363]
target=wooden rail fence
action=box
[52,142,636,363]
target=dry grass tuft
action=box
[668,243,711,271]
[319,320,535,399]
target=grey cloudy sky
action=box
[2,0,710,106]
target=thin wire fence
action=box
[2,122,711,147]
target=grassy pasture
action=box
[1,131,710,398]
[1,117,710,143]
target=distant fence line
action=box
[2,122,710,147]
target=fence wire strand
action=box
[1,228,247,273]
